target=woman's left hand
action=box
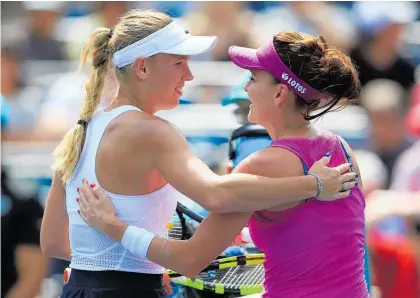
[77,179,116,233]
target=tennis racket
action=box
[167,202,253,246]
[166,203,265,296]
[167,254,265,296]
[166,202,205,240]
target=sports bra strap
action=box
[339,140,355,173]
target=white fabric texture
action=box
[121,225,156,260]
[66,105,178,273]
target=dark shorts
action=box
[61,269,166,298]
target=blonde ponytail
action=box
[53,27,111,183]
[53,9,174,183]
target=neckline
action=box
[102,105,142,114]
[271,128,325,143]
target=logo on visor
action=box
[281,73,306,94]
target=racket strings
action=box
[237,264,264,289]
[198,264,265,290]
[167,213,199,240]
[224,264,264,290]
[168,203,266,294]
[167,215,183,239]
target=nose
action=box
[183,64,194,82]
[244,80,251,92]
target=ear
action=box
[273,84,289,108]
[133,57,148,80]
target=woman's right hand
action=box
[309,154,357,200]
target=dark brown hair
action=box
[272,32,361,120]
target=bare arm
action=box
[147,159,257,277]
[81,150,342,276]
[6,245,49,298]
[148,212,251,277]
[40,171,71,261]
[365,190,420,229]
[144,141,360,276]
[78,170,252,277]
[143,119,355,213]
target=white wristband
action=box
[121,225,156,260]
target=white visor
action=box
[112,21,217,68]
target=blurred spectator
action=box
[182,1,253,61]
[350,2,418,96]
[406,103,420,138]
[221,72,252,124]
[1,168,48,298]
[406,84,420,137]
[250,2,356,52]
[34,69,117,140]
[1,95,10,127]
[17,1,67,61]
[286,2,355,52]
[0,47,44,134]
[360,79,413,188]
[353,149,388,196]
[366,139,420,298]
[65,2,131,61]
[96,2,131,28]
[391,140,420,193]
[136,1,194,18]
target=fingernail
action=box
[355,182,358,186]
[77,187,79,192]
[76,198,79,202]
[325,152,331,157]
[77,210,80,214]
[355,174,359,178]
[82,178,86,183]
[350,190,352,195]
[90,184,96,188]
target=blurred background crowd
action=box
[1,1,420,298]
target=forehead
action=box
[153,53,190,62]
[169,54,190,60]
[251,70,272,80]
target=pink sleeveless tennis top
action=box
[248,129,369,298]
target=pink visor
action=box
[228,41,321,102]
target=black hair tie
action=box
[109,28,114,38]
[77,119,88,128]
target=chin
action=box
[163,100,180,111]
[247,111,257,124]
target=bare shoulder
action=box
[107,111,182,145]
[234,146,304,178]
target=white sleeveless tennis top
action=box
[66,105,178,273]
